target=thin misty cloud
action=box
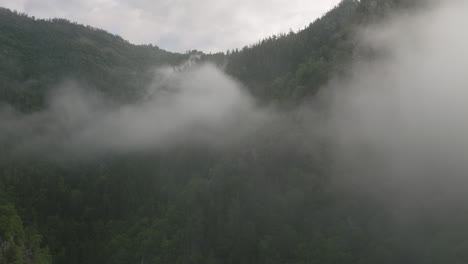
[0,63,268,157]
[326,0,468,206]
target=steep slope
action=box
[0,0,422,110]
[0,7,188,111]
[221,0,423,102]
[223,0,359,101]
[0,1,448,264]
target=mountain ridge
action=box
[0,1,441,264]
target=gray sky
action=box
[0,0,341,52]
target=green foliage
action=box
[216,0,424,103]
[219,0,360,102]
[0,7,188,112]
[0,195,51,264]
[1,1,462,264]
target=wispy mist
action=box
[326,0,468,214]
[2,0,468,197]
[0,63,269,157]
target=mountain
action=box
[0,0,421,110]
[219,0,422,102]
[2,1,460,264]
[0,7,188,112]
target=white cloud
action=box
[0,0,341,52]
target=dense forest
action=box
[2,0,467,264]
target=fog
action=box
[326,0,468,216]
[2,0,468,200]
[0,63,270,157]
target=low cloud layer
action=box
[2,0,468,206]
[0,63,269,157]
[327,0,468,210]
[1,0,341,52]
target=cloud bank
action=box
[2,0,468,205]
[0,63,269,158]
[326,0,468,210]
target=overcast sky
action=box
[1,0,341,52]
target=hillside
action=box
[220,0,422,102]
[0,7,188,111]
[2,1,463,264]
[0,0,422,110]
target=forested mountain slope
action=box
[1,1,461,264]
[0,0,422,110]
[0,7,188,111]
[220,0,422,101]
